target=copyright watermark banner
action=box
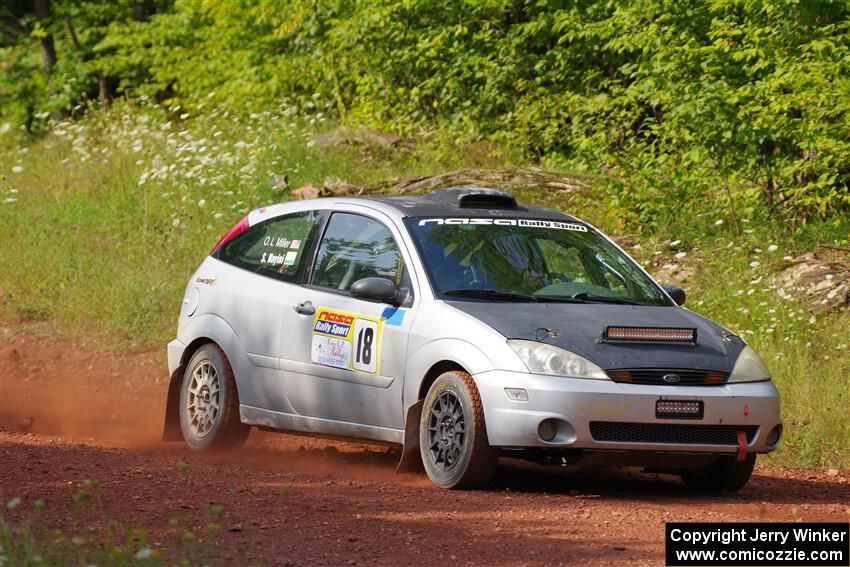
[666,522,849,566]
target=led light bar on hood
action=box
[604,326,697,344]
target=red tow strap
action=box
[736,429,748,462]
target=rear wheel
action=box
[179,343,249,451]
[681,454,756,493]
[419,371,498,489]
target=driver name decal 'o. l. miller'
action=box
[310,308,382,375]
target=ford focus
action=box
[162,188,782,491]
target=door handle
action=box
[294,301,315,316]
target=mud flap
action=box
[735,429,748,462]
[395,400,424,473]
[162,367,184,442]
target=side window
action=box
[312,213,402,292]
[217,211,320,282]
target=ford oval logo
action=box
[662,373,681,383]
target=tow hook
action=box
[735,430,748,462]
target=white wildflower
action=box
[172,218,181,228]
[749,261,760,269]
[714,219,724,226]
[198,199,206,208]
[11,166,22,173]
[808,315,816,325]
[3,197,18,203]
[783,255,793,261]
[767,244,778,252]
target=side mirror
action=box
[351,277,399,305]
[662,284,686,306]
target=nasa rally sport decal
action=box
[310,308,382,375]
[417,218,588,232]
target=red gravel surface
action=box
[1,330,848,566]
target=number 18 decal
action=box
[353,319,379,374]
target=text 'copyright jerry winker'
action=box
[665,522,849,566]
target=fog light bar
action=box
[504,388,528,402]
[656,399,704,419]
[605,326,696,343]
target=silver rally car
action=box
[163,188,782,491]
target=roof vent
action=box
[425,187,518,209]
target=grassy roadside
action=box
[1,104,848,469]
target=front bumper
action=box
[475,369,781,454]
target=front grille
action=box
[589,422,758,446]
[607,368,729,385]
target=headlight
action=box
[728,345,771,383]
[507,339,609,380]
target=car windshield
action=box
[404,217,671,306]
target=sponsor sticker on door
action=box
[311,308,382,375]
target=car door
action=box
[280,209,416,430]
[211,209,322,412]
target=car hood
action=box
[446,301,744,372]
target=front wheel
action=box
[681,454,756,493]
[419,371,498,489]
[179,343,249,451]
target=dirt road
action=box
[1,330,848,566]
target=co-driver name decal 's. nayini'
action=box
[311,308,383,375]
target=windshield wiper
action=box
[570,292,641,305]
[443,289,540,302]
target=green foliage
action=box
[1,495,161,566]
[3,1,849,218]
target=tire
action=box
[419,371,498,489]
[681,453,756,493]
[179,343,250,451]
